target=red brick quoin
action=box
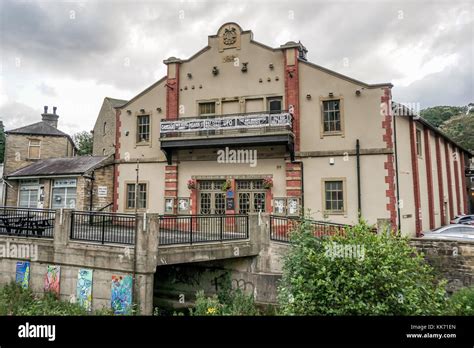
[381,87,397,232]
[113,109,122,212]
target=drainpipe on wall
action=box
[132,159,139,306]
[300,160,304,216]
[356,139,361,218]
[89,171,95,211]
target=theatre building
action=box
[111,22,471,236]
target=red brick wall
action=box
[165,165,178,213]
[381,88,397,232]
[166,64,180,120]
[409,118,422,236]
[435,135,445,225]
[284,49,300,151]
[423,128,435,229]
[286,161,302,198]
[454,149,462,215]
[113,109,122,212]
[460,154,469,214]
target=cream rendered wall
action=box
[116,162,166,213]
[395,116,416,236]
[428,132,442,227]
[302,154,388,225]
[178,33,285,117]
[117,79,167,162]
[298,62,387,152]
[417,125,429,232]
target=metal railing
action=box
[0,206,55,238]
[159,110,293,139]
[270,215,349,243]
[70,210,136,245]
[159,214,248,246]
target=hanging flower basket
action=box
[187,179,197,190]
[263,177,273,189]
[221,180,232,191]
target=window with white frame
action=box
[51,178,77,209]
[322,99,342,133]
[126,183,147,210]
[18,180,39,208]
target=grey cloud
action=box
[37,82,57,97]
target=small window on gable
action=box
[416,128,422,157]
[199,102,216,116]
[267,97,282,114]
[137,115,150,143]
[28,139,41,159]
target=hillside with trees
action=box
[420,105,473,152]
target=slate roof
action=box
[6,121,70,137]
[6,156,110,178]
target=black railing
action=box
[270,215,349,243]
[160,110,293,139]
[159,214,248,246]
[70,210,136,245]
[0,206,55,238]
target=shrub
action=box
[189,276,259,316]
[277,220,448,315]
[446,287,474,315]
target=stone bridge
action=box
[0,210,289,314]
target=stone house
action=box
[3,156,114,211]
[92,97,127,157]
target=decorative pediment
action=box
[217,23,242,52]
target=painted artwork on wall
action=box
[15,261,30,289]
[44,265,61,296]
[111,275,133,315]
[76,269,93,311]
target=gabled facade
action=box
[92,97,127,157]
[3,106,77,207]
[112,23,471,236]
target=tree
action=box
[420,106,468,128]
[0,121,5,163]
[73,131,93,156]
[440,113,474,152]
[277,220,447,315]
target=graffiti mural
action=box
[44,265,61,296]
[15,261,30,289]
[76,269,93,311]
[111,275,133,314]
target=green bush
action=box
[446,287,474,315]
[189,280,259,316]
[277,220,448,315]
[0,282,115,316]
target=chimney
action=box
[41,105,59,128]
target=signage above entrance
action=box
[160,112,292,134]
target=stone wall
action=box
[411,238,474,294]
[4,134,74,175]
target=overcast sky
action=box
[0,0,472,135]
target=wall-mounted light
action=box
[191,85,195,89]
[329,157,335,165]
[288,71,293,78]
[355,90,361,96]
[140,109,145,113]
[269,63,274,70]
[275,76,279,81]
[241,62,248,72]
[199,84,202,89]
[267,77,271,82]
[184,86,188,90]
[329,92,334,98]
[212,66,219,76]
[125,131,130,136]
[306,94,312,100]
[126,110,131,115]
[259,78,263,83]
[187,72,192,79]
[156,107,162,113]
